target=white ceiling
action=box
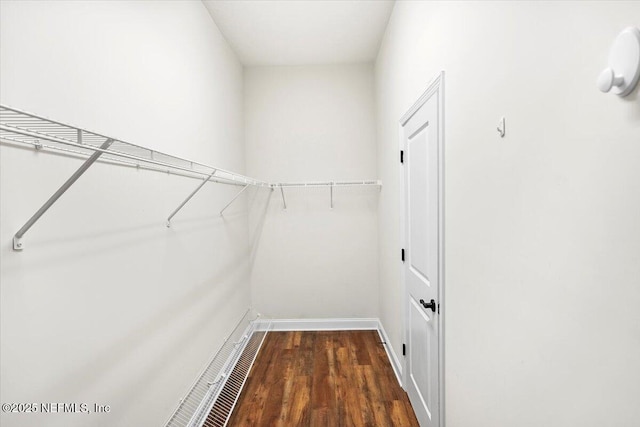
[202,0,395,66]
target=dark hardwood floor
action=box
[225,330,419,427]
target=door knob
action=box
[419,299,436,312]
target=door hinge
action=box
[401,248,405,262]
[400,150,404,164]
[438,303,440,314]
[402,343,406,356]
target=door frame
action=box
[399,71,445,427]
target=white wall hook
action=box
[598,27,640,96]
[597,68,624,93]
[497,116,505,137]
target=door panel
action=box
[403,77,442,427]
[409,298,433,418]
[408,124,430,281]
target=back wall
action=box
[245,64,380,319]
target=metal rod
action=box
[12,138,114,251]
[279,185,287,209]
[166,171,217,227]
[219,185,249,216]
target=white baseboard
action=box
[259,318,380,331]
[376,320,403,387]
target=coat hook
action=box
[497,116,506,138]
[597,27,640,97]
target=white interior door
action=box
[402,74,443,427]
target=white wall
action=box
[0,2,248,426]
[245,64,379,319]
[376,2,640,426]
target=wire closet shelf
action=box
[0,105,269,187]
[0,104,382,250]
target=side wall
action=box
[0,2,248,426]
[376,2,640,426]
[245,64,380,319]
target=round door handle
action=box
[420,299,437,313]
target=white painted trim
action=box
[399,71,446,427]
[400,73,444,126]
[259,318,379,332]
[438,72,446,427]
[376,320,403,387]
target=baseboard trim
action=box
[376,320,403,387]
[258,318,380,331]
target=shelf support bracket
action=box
[13,138,114,251]
[166,171,217,227]
[330,182,334,209]
[279,184,287,210]
[220,185,249,216]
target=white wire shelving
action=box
[163,308,272,427]
[0,105,269,187]
[274,180,382,209]
[0,104,382,250]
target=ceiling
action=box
[202,0,395,66]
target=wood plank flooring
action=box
[225,330,419,427]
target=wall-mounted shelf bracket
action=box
[12,138,114,251]
[330,182,334,209]
[166,171,217,227]
[279,184,287,210]
[220,185,249,216]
